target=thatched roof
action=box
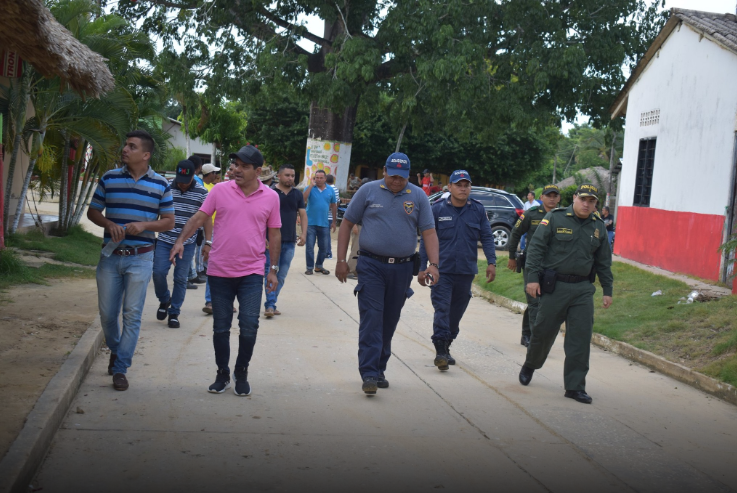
[0,0,114,98]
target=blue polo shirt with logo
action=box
[306,185,337,228]
[344,179,434,258]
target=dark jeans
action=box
[152,240,195,315]
[306,225,330,270]
[263,242,296,310]
[208,274,263,374]
[430,273,474,342]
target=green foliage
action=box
[718,234,737,281]
[560,185,579,207]
[6,225,102,266]
[116,0,668,144]
[160,147,187,172]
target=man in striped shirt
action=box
[325,174,340,259]
[153,160,211,328]
[87,130,175,391]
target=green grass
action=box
[475,257,737,387]
[0,248,96,291]
[6,225,102,266]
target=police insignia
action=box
[403,201,415,214]
[540,219,549,226]
[557,228,573,234]
[594,229,600,239]
[514,220,521,228]
[531,220,540,226]
[519,214,525,221]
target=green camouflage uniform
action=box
[524,204,613,391]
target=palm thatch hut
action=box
[0,0,114,98]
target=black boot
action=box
[107,353,117,375]
[520,334,531,347]
[447,340,456,365]
[433,340,449,371]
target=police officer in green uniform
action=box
[518,184,613,404]
[507,185,561,347]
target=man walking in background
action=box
[87,130,175,391]
[325,174,340,259]
[187,155,206,287]
[264,164,308,318]
[152,160,210,328]
[303,169,337,275]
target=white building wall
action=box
[162,119,213,156]
[619,24,737,216]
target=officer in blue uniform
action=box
[419,170,497,370]
[335,152,440,395]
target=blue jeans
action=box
[607,230,614,248]
[327,219,334,256]
[208,274,263,373]
[263,242,296,310]
[152,241,195,316]
[520,233,527,251]
[306,225,330,270]
[96,250,154,374]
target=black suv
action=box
[428,187,524,250]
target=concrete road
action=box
[33,257,737,493]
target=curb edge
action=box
[0,317,103,493]
[471,284,737,407]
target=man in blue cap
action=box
[419,170,497,370]
[335,152,440,395]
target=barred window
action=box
[633,138,656,207]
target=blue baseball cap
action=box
[385,152,410,178]
[449,169,472,184]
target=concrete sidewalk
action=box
[32,255,737,492]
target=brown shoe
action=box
[113,373,129,391]
[107,353,117,375]
[314,267,330,275]
[273,309,281,315]
[202,302,213,314]
[265,307,275,318]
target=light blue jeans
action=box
[263,242,296,310]
[96,249,154,374]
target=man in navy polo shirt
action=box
[419,170,497,371]
[303,169,337,275]
[87,130,175,391]
[335,152,440,395]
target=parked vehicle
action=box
[427,187,524,250]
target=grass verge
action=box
[6,225,102,266]
[475,256,737,387]
[0,248,95,291]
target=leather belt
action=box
[556,273,589,283]
[358,250,415,264]
[101,244,155,256]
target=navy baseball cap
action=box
[229,145,264,167]
[385,152,410,178]
[449,169,472,184]
[174,160,195,184]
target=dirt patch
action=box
[0,278,98,460]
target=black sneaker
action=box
[112,373,129,391]
[156,300,170,320]
[233,367,251,396]
[186,282,198,289]
[168,314,180,328]
[208,369,230,393]
[107,353,117,375]
[377,373,389,389]
[362,376,378,395]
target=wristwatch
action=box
[204,240,213,246]
[270,265,280,272]
[429,262,439,268]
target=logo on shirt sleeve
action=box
[540,219,549,226]
[403,201,415,214]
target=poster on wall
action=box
[299,138,353,192]
[0,51,23,78]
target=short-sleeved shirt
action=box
[421,176,433,196]
[90,165,174,247]
[199,181,281,278]
[157,181,208,245]
[327,184,340,221]
[274,186,306,242]
[306,185,337,228]
[344,179,434,258]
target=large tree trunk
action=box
[299,19,357,192]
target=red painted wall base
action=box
[614,206,725,282]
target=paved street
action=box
[33,257,737,493]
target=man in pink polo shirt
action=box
[171,145,281,396]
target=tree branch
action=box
[145,0,199,9]
[256,6,333,48]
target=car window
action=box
[470,193,497,206]
[491,194,514,207]
[505,194,524,208]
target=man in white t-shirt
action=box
[523,191,540,211]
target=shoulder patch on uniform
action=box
[514,219,522,228]
[519,213,525,221]
[540,219,549,226]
